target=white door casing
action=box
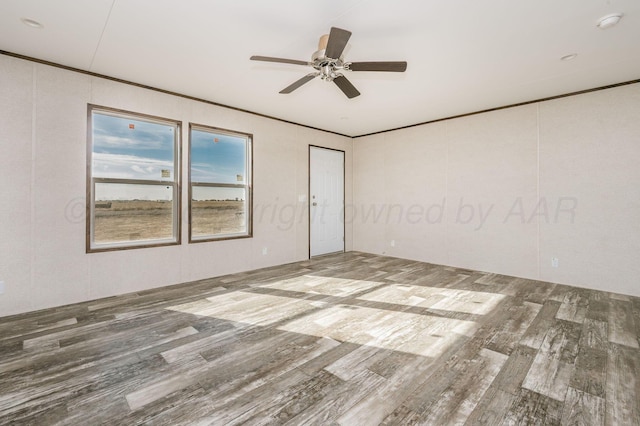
[309,146,345,257]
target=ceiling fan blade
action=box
[349,61,407,72]
[325,27,352,59]
[333,75,360,99]
[250,55,310,66]
[279,73,319,94]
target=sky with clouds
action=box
[92,113,248,201]
[92,112,176,181]
[190,128,247,184]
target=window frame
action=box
[188,123,253,243]
[86,104,182,253]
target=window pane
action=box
[94,182,175,244]
[92,112,176,181]
[191,186,247,238]
[191,129,247,184]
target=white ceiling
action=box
[1,0,639,137]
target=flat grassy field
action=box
[94,200,245,243]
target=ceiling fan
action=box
[250,27,407,99]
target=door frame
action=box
[308,145,346,259]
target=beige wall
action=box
[353,83,640,297]
[2,51,638,317]
[0,54,353,317]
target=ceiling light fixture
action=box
[20,17,43,29]
[596,13,623,29]
[561,53,577,61]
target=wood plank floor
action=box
[0,252,638,425]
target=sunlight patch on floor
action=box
[166,292,322,327]
[357,283,506,315]
[167,285,484,357]
[278,303,477,358]
[254,275,381,297]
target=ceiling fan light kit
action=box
[250,27,407,99]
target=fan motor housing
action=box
[312,49,346,81]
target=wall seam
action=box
[347,137,351,252]
[29,64,37,312]
[536,103,541,280]
[445,121,450,266]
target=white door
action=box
[310,146,345,257]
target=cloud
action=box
[190,163,244,184]
[92,113,176,153]
[190,129,245,148]
[93,152,174,180]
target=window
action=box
[189,124,252,242]
[87,106,181,251]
